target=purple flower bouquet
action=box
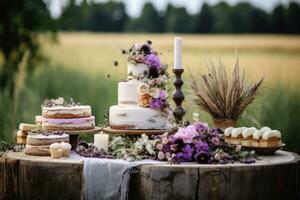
[153,122,256,164]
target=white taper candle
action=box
[94,132,109,151]
[174,37,182,69]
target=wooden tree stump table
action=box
[0,150,299,200]
[129,150,300,200]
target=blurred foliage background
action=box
[0,0,300,153]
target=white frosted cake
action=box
[109,42,170,130]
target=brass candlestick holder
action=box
[172,69,185,124]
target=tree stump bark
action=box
[0,152,84,200]
[129,151,300,200]
[0,151,299,200]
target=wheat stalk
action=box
[189,57,264,120]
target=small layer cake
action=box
[25,131,69,156]
[42,116,95,131]
[25,145,51,156]
[252,130,263,147]
[224,127,234,144]
[42,105,92,119]
[241,127,257,146]
[231,127,246,145]
[109,105,167,129]
[260,130,281,147]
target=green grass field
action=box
[1,33,300,153]
[43,33,300,87]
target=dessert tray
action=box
[242,143,286,155]
[103,127,167,135]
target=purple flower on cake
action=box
[149,98,163,109]
[145,53,161,69]
[174,125,199,144]
[149,90,168,110]
[159,90,168,99]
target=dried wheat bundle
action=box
[189,58,264,120]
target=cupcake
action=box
[242,127,257,146]
[61,142,72,157]
[231,127,246,145]
[224,127,234,144]
[50,143,63,159]
[260,130,281,147]
[252,130,263,147]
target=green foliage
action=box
[164,5,194,33]
[271,5,287,33]
[59,1,128,32]
[0,0,56,92]
[195,3,214,33]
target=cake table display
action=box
[1,37,299,200]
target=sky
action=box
[48,0,299,18]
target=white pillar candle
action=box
[174,37,182,69]
[94,132,109,151]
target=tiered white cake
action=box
[109,43,169,130]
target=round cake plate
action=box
[64,127,102,135]
[103,127,167,135]
[242,143,286,155]
[63,127,102,149]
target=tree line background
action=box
[58,0,300,34]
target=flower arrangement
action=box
[121,41,169,80]
[153,122,256,164]
[109,122,257,164]
[137,78,169,111]
[109,134,157,161]
[189,57,263,128]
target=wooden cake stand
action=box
[103,127,167,135]
[65,127,102,148]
